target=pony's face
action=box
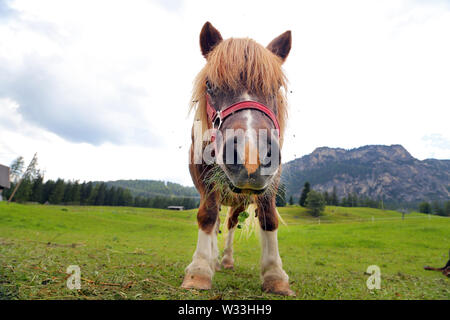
[198,22,292,194]
[208,84,281,193]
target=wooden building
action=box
[167,206,184,211]
[0,164,10,201]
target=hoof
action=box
[262,280,295,296]
[181,274,212,290]
[221,258,234,270]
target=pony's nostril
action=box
[261,140,279,168]
[261,154,272,168]
[233,148,240,164]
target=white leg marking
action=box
[260,229,288,282]
[185,228,215,278]
[221,227,236,268]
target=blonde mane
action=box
[189,37,288,144]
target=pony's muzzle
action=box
[221,137,279,193]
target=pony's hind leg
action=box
[221,204,245,269]
[257,198,295,296]
[181,193,220,290]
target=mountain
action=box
[104,180,199,199]
[281,145,450,205]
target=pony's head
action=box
[191,22,291,194]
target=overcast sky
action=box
[0,0,449,186]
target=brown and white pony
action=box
[182,22,294,296]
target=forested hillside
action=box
[103,180,199,199]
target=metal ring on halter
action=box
[213,115,222,130]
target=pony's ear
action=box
[200,22,223,58]
[267,31,292,62]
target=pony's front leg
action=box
[257,198,295,296]
[181,194,220,290]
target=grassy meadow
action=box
[0,202,448,300]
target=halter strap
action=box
[206,95,280,137]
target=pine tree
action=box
[87,184,98,205]
[323,191,330,205]
[49,179,65,204]
[80,182,91,205]
[104,186,114,206]
[444,201,450,217]
[31,175,44,203]
[330,186,339,206]
[123,189,134,207]
[109,186,118,206]
[350,193,359,207]
[305,190,325,217]
[342,194,352,207]
[95,183,107,205]
[288,196,294,205]
[63,181,74,203]
[9,156,24,183]
[419,201,431,214]
[14,177,32,202]
[42,180,55,203]
[116,188,125,206]
[432,201,444,216]
[72,181,81,204]
[299,182,310,207]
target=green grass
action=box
[0,202,448,300]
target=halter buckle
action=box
[213,113,222,130]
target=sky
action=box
[0,0,449,186]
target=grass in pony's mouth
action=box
[205,165,274,201]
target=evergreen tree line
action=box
[323,190,383,209]
[3,175,199,209]
[289,183,383,209]
[418,201,450,217]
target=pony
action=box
[182,22,294,296]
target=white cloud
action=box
[0,0,449,186]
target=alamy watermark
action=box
[66,265,81,290]
[366,265,381,290]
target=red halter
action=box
[206,95,280,137]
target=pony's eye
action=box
[206,80,214,95]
